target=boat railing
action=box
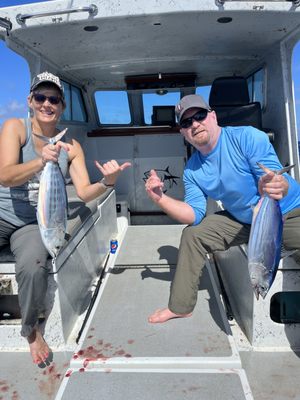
[16,3,98,25]
[215,0,300,7]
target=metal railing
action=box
[216,0,300,6]
[16,4,98,25]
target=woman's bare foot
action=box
[27,328,50,364]
[148,308,192,323]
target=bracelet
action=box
[100,178,115,188]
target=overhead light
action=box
[156,89,168,95]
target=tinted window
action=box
[196,86,211,103]
[143,91,180,125]
[61,82,87,122]
[247,68,265,108]
[95,91,131,124]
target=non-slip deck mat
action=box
[115,225,185,266]
[61,370,248,400]
[78,266,235,360]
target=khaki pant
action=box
[168,208,300,315]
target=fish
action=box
[247,162,294,300]
[34,129,68,259]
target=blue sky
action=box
[0,0,300,138]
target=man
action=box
[145,94,300,323]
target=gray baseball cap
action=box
[175,94,211,123]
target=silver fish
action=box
[247,162,294,300]
[35,129,68,259]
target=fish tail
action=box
[257,162,295,175]
[276,164,295,175]
[52,128,68,144]
[32,128,68,144]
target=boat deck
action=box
[0,225,300,399]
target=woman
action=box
[0,71,131,365]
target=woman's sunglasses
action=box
[32,93,62,105]
[179,109,208,129]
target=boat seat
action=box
[209,76,263,130]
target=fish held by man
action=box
[247,162,294,300]
[35,129,68,259]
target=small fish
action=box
[35,129,68,258]
[247,162,294,300]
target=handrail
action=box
[0,17,12,35]
[16,4,98,25]
[216,0,300,6]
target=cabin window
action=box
[61,82,87,122]
[247,68,265,109]
[270,292,300,324]
[196,86,211,103]
[95,91,131,125]
[143,91,180,125]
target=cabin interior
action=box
[0,1,300,399]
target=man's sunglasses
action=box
[179,109,208,129]
[32,93,62,105]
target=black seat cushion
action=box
[209,76,263,130]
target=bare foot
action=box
[27,329,50,364]
[148,308,192,323]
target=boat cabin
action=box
[0,1,300,399]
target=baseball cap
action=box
[30,71,65,99]
[175,94,211,123]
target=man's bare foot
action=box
[148,308,192,323]
[27,329,50,364]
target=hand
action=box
[258,165,289,200]
[145,169,164,203]
[94,159,131,186]
[41,141,69,165]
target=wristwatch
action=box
[100,178,115,188]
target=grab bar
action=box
[16,4,98,25]
[216,0,299,6]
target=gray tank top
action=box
[0,118,69,227]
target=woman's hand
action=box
[41,141,70,165]
[94,159,131,186]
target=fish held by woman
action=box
[34,128,68,259]
[247,162,294,300]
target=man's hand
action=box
[145,169,164,203]
[258,164,289,200]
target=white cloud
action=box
[0,100,28,124]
